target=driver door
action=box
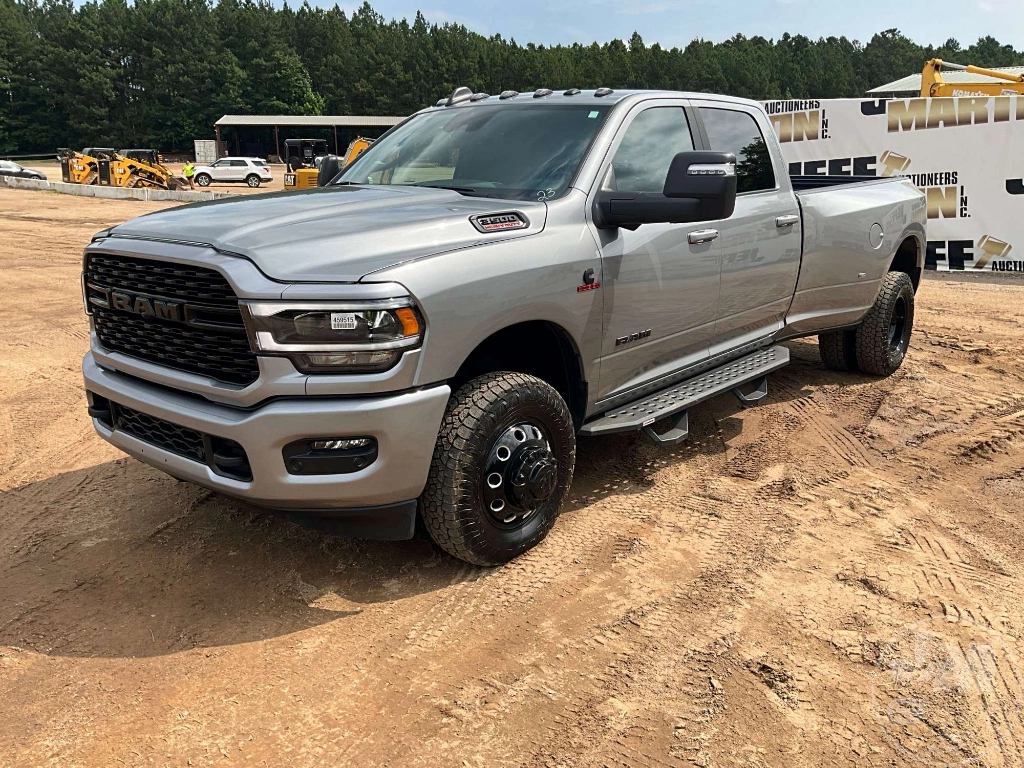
[588,101,722,404]
[208,159,228,181]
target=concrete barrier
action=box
[0,174,232,202]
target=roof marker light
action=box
[563,88,581,96]
[594,87,615,97]
[533,88,553,98]
[499,90,520,100]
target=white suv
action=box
[193,157,273,188]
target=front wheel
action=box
[245,174,261,188]
[420,373,576,566]
[194,173,211,187]
[855,271,916,376]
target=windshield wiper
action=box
[405,182,479,195]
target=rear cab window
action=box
[698,108,776,194]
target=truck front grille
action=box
[85,253,260,386]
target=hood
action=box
[108,185,547,282]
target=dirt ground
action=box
[2,185,1024,767]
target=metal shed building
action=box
[213,114,406,159]
[867,66,1024,98]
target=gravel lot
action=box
[2,186,1024,767]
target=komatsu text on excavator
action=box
[921,59,1024,98]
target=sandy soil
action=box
[2,185,1024,767]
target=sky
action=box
[330,0,1024,50]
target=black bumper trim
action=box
[264,499,418,541]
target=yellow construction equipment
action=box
[58,147,187,189]
[284,136,375,191]
[921,59,1024,98]
[102,149,188,190]
[343,136,374,165]
[283,138,328,191]
[59,147,114,185]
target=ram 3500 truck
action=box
[82,88,926,565]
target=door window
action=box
[698,108,776,194]
[229,160,248,167]
[605,107,694,194]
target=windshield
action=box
[337,103,613,202]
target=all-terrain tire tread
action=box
[420,372,576,566]
[855,271,915,376]
[818,329,858,372]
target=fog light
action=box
[311,438,372,450]
[283,437,378,475]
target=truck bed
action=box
[791,175,897,192]
[784,175,926,335]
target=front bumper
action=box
[83,352,450,515]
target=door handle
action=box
[688,229,719,244]
[776,215,799,228]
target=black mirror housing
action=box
[317,155,345,187]
[664,151,737,220]
[594,151,737,229]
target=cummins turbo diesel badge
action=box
[470,212,529,233]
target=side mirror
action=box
[664,151,737,220]
[317,155,345,187]
[594,151,737,229]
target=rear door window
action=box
[698,108,776,194]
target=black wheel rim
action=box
[481,421,558,529]
[888,296,909,357]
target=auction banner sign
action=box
[763,97,1024,272]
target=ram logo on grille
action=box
[91,288,182,322]
[471,212,529,233]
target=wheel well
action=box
[452,322,587,429]
[889,236,922,291]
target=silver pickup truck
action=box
[81,88,926,565]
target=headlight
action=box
[244,300,424,373]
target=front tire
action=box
[420,373,576,566]
[245,174,261,188]
[195,173,211,187]
[855,271,915,376]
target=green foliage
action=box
[1,0,1021,153]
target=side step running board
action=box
[580,346,790,447]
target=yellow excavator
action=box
[283,136,374,191]
[58,147,187,189]
[921,59,1024,97]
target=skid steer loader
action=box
[100,149,188,190]
[58,147,115,185]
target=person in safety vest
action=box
[182,160,195,189]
